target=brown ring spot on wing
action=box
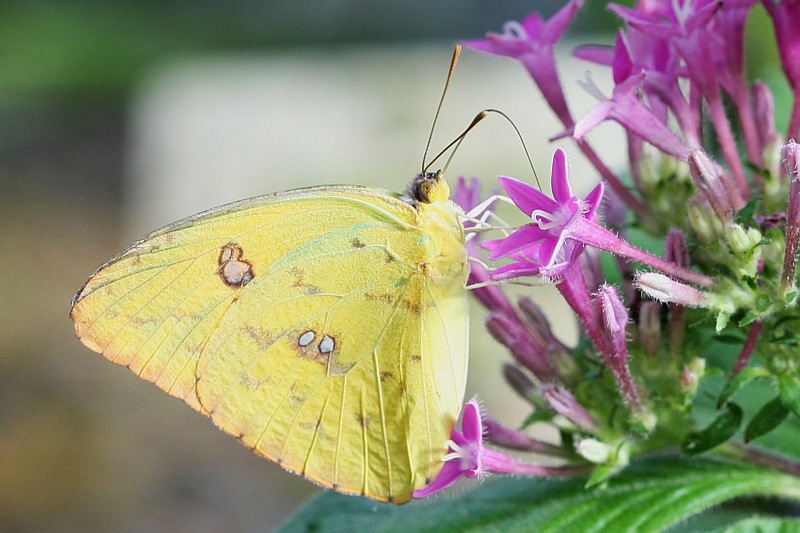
[218,242,254,287]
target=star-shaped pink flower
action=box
[413,398,591,499]
[483,148,603,280]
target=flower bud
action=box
[636,272,708,307]
[762,133,788,211]
[638,300,662,356]
[576,438,613,464]
[502,363,540,404]
[541,383,598,432]
[753,81,777,152]
[688,149,733,223]
[680,358,706,398]
[488,311,557,379]
[726,223,762,255]
[687,197,724,243]
[594,285,643,412]
[665,229,690,268]
[517,297,577,379]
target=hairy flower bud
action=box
[636,272,709,307]
[688,149,733,223]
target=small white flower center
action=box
[530,208,561,229]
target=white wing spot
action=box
[298,331,315,347]
[319,335,335,354]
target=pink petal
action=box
[412,460,465,499]
[550,148,574,203]
[490,261,542,280]
[539,0,584,44]
[573,43,615,66]
[584,182,605,220]
[461,399,484,443]
[498,175,558,216]
[484,225,546,259]
[573,100,613,140]
[521,12,544,38]
[537,236,562,267]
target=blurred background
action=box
[0,1,722,531]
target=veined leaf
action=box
[779,374,800,420]
[683,403,743,455]
[279,457,800,533]
[745,398,789,442]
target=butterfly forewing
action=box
[71,185,469,503]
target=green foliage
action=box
[683,404,743,455]
[280,457,800,533]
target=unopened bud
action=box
[502,363,540,404]
[753,82,777,152]
[680,357,706,397]
[665,229,690,268]
[576,438,613,464]
[541,383,598,433]
[638,301,662,356]
[726,223,762,255]
[688,149,733,222]
[636,272,709,307]
[688,197,724,243]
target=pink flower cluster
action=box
[415,0,800,499]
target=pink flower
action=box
[413,398,590,499]
[486,149,714,288]
[763,0,800,138]
[462,0,584,127]
[483,148,603,279]
[574,72,691,160]
[413,399,485,499]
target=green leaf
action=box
[278,457,800,533]
[683,403,743,455]
[584,462,620,489]
[779,374,800,420]
[718,368,772,408]
[717,312,731,332]
[735,198,759,227]
[712,517,800,533]
[739,312,759,327]
[745,398,789,442]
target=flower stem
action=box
[730,320,763,378]
[707,92,749,209]
[781,177,800,295]
[576,139,651,223]
[789,95,800,141]
[571,217,715,288]
[720,443,800,477]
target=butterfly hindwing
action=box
[71,185,469,503]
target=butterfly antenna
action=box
[426,108,541,189]
[421,45,461,174]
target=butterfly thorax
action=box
[407,172,468,287]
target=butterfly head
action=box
[406,171,450,206]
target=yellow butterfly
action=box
[70,171,469,503]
